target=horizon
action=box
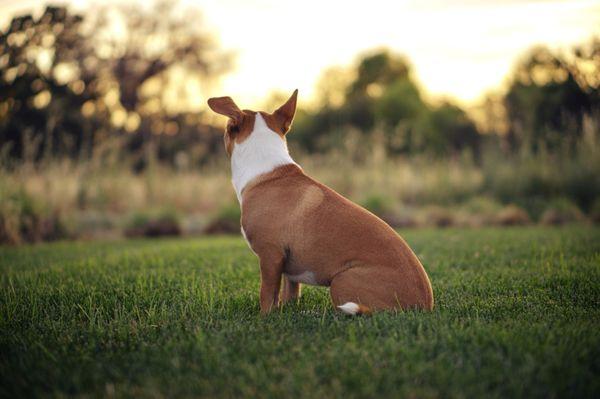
[1,0,599,110]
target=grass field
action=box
[1,227,599,398]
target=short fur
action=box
[208,91,434,314]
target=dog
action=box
[207,90,433,315]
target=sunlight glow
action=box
[198,0,600,108]
[1,0,599,110]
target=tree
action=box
[374,79,426,127]
[89,0,231,115]
[291,50,423,150]
[504,42,599,151]
[292,49,480,157]
[0,2,232,165]
[0,6,104,160]
[347,50,410,99]
[412,103,480,158]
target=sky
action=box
[1,0,599,109]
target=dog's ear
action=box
[207,96,243,125]
[273,89,298,134]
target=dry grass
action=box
[1,139,598,243]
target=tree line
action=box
[1,4,598,167]
[290,42,599,158]
[0,3,229,169]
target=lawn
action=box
[1,227,599,398]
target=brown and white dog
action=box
[207,90,433,315]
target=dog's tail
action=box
[337,302,372,316]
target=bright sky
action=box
[2,0,600,109]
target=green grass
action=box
[1,227,599,398]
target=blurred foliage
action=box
[203,203,241,235]
[590,198,600,224]
[292,50,480,157]
[360,194,394,217]
[125,208,181,237]
[293,41,599,159]
[495,204,532,226]
[503,40,600,151]
[0,186,69,244]
[0,3,598,244]
[0,2,598,166]
[0,2,229,167]
[1,141,598,244]
[540,198,585,226]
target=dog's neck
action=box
[231,113,297,202]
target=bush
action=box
[422,206,455,227]
[540,198,585,225]
[359,194,417,227]
[204,203,241,235]
[0,189,69,245]
[124,209,181,237]
[361,194,393,216]
[459,196,502,226]
[483,145,600,218]
[74,211,117,239]
[385,211,419,228]
[495,204,531,226]
[591,199,600,224]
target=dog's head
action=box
[207,90,298,156]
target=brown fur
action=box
[260,89,298,135]
[207,97,257,155]
[241,165,434,313]
[208,91,434,315]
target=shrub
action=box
[422,206,455,227]
[74,211,117,239]
[0,188,69,245]
[495,204,531,226]
[361,194,393,217]
[591,198,600,224]
[385,211,419,228]
[204,203,241,235]
[124,209,181,237]
[540,198,585,225]
[359,194,417,227]
[459,196,502,226]
[483,145,600,218]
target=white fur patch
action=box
[338,302,360,315]
[230,113,297,203]
[285,271,318,285]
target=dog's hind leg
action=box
[330,266,433,314]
